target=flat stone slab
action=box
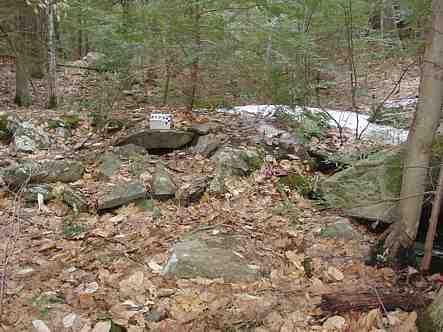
[1,159,84,188]
[98,181,146,211]
[161,227,264,282]
[118,129,195,150]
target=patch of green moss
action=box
[0,112,8,132]
[47,119,64,129]
[0,113,11,141]
[416,308,441,332]
[279,173,312,196]
[383,149,405,196]
[381,137,443,196]
[242,150,263,172]
[14,94,32,107]
[63,216,87,238]
[137,199,154,211]
[61,114,81,129]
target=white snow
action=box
[219,105,408,144]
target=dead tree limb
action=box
[320,289,430,314]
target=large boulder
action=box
[320,145,441,223]
[211,147,263,177]
[192,134,223,157]
[417,286,443,331]
[161,227,264,282]
[97,152,122,179]
[114,144,147,160]
[1,159,84,188]
[97,181,146,211]
[118,129,195,150]
[12,121,52,153]
[190,122,222,135]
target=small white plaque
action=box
[149,113,172,130]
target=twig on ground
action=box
[0,175,30,321]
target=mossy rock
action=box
[320,139,443,224]
[211,147,263,177]
[416,287,443,332]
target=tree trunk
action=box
[15,54,31,107]
[420,162,443,271]
[46,0,57,109]
[384,0,443,265]
[187,4,201,113]
[14,9,32,107]
[77,16,83,58]
[29,8,45,79]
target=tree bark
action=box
[187,4,201,113]
[420,162,443,271]
[385,0,443,265]
[46,0,57,109]
[321,289,429,314]
[14,9,32,107]
[29,8,46,79]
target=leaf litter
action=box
[0,57,437,332]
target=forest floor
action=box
[0,56,438,332]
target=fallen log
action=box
[320,289,430,314]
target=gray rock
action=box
[119,129,195,150]
[22,185,52,202]
[114,144,147,159]
[211,147,263,177]
[276,134,308,159]
[2,159,84,188]
[190,123,221,135]
[319,147,404,223]
[144,309,165,322]
[319,218,361,240]
[82,52,105,67]
[417,286,443,331]
[192,134,222,157]
[98,181,146,211]
[161,227,263,282]
[151,163,176,200]
[208,167,226,194]
[256,124,307,160]
[176,177,209,206]
[319,142,443,224]
[12,121,51,153]
[57,185,89,213]
[97,152,122,179]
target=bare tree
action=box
[14,4,32,107]
[46,0,57,109]
[384,0,443,265]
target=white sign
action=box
[150,113,172,130]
